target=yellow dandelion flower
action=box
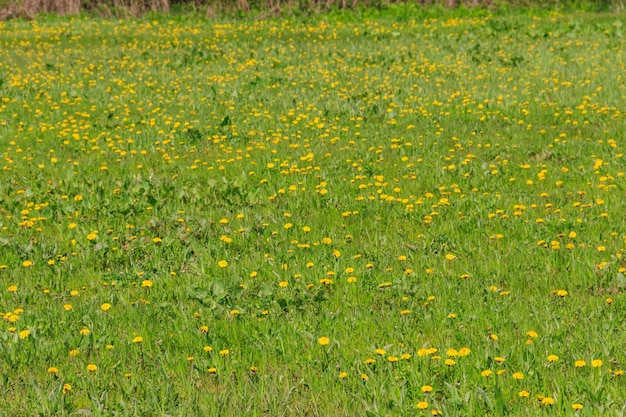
[217,260,228,268]
[19,329,30,339]
[592,359,603,368]
[47,367,59,374]
[132,336,143,344]
[512,372,524,380]
[318,337,330,346]
[481,370,493,377]
[7,285,17,292]
[518,390,530,397]
[572,404,583,410]
[87,364,97,372]
[100,303,112,312]
[421,385,433,393]
[416,401,429,410]
[547,354,559,362]
[22,260,33,267]
[339,372,347,379]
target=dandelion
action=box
[141,280,153,288]
[518,390,530,397]
[445,254,456,260]
[62,384,72,394]
[445,359,455,366]
[416,401,429,410]
[572,404,583,410]
[339,372,347,379]
[318,337,330,346]
[208,367,217,374]
[100,303,112,312]
[204,346,213,352]
[132,336,143,344]
[47,367,59,374]
[279,281,288,288]
[361,373,369,381]
[547,354,559,362]
[375,348,386,356]
[217,260,228,268]
[219,349,229,356]
[19,329,30,339]
[592,359,603,368]
[63,304,73,311]
[22,260,33,267]
[512,372,524,380]
[79,328,90,336]
[421,385,433,393]
[541,397,555,406]
[481,370,493,377]
[87,364,97,372]
[387,356,398,363]
[575,360,586,367]
[7,285,17,292]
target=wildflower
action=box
[339,372,347,379]
[318,337,330,346]
[204,346,213,352]
[572,404,583,410]
[63,304,73,311]
[547,355,559,362]
[22,260,33,267]
[62,384,72,394]
[79,328,90,336]
[387,356,398,362]
[421,385,433,393]
[132,336,143,344]
[445,359,455,366]
[87,364,97,372]
[512,372,524,380]
[19,329,30,339]
[458,347,471,356]
[365,358,376,365]
[361,373,369,381]
[481,370,493,377]
[47,367,59,374]
[401,353,411,360]
[219,349,229,356]
[141,280,153,288]
[100,303,112,311]
[7,285,17,292]
[494,357,505,364]
[541,397,555,405]
[416,401,429,410]
[518,390,530,397]
[445,254,456,260]
[575,360,586,367]
[375,348,386,356]
[217,260,228,268]
[526,330,538,338]
[279,281,288,287]
[592,359,603,368]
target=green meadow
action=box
[0,7,625,416]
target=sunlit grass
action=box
[0,9,625,416]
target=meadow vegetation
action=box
[0,7,626,416]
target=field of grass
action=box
[1,7,626,416]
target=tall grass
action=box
[0,0,622,18]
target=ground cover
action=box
[0,9,625,416]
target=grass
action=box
[0,7,626,416]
